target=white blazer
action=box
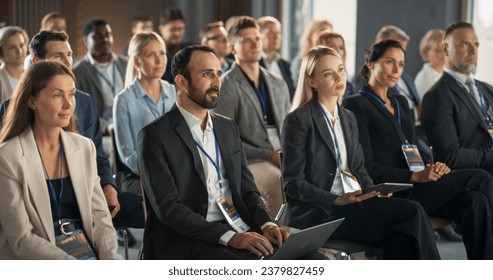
[0,127,122,259]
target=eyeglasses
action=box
[206,35,228,42]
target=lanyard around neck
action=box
[320,105,343,169]
[195,132,223,189]
[37,141,65,224]
[472,82,493,125]
[95,62,116,94]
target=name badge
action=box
[215,191,250,233]
[401,144,425,172]
[55,229,98,260]
[341,170,362,193]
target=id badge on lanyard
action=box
[215,189,250,233]
[341,169,362,193]
[265,125,281,150]
[401,144,425,171]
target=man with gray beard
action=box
[422,22,493,176]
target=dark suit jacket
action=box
[260,57,295,100]
[343,90,415,183]
[421,73,493,171]
[0,90,115,188]
[281,98,374,229]
[137,105,272,258]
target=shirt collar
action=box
[319,101,339,121]
[444,67,473,86]
[176,102,213,132]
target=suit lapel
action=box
[171,107,207,187]
[362,92,407,143]
[309,100,337,161]
[262,68,282,130]
[20,128,56,241]
[338,107,355,168]
[60,131,93,240]
[444,73,487,131]
[232,65,267,126]
[211,115,237,192]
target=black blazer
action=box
[421,73,493,171]
[260,57,295,100]
[281,98,374,229]
[344,89,416,184]
[137,105,272,257]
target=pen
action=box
[429,146,434,164]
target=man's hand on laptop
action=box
[228,232,274,257]
[263,225,290,246]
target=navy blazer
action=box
[137,105,272,257]
[281,98,374,229]
[421,72,493,171]
[0,90,115,188]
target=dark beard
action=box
[187,85,219,109]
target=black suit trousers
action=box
[407,169,493,259]
[329,197,440,260]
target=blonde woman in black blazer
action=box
[344,39,493,259]
[281,46,440,259]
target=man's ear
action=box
[443,42,449,57]
[175,74,188,92]
[32,56,41,64]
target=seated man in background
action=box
[200,21,233,73]
[138,45,291,259]
[257,16,295,100]
[214,16,291,220]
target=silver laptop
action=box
[227,217,345,260]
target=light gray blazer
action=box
[72,53,127,131]
[0,65,14,102]
[214,63,291,162]
[0,128,122,259]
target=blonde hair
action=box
[291,46,342,111]
[125,31,166,87]
[418,29,444,61]
[296,19,333,58]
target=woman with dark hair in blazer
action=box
[281,45,440,259]
[0,61,121,259]
[344,40,493,259]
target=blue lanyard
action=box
[254,82,268,123]
[475,84,493,125]
[359,89,402,129]
[320,106,342,168]
[359,89,410,144]
[195,132,223,189]
[38,142,64,223]
[95,62,116,94]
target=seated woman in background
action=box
[414,29,445,99]
[281,45,440,259]
[0,26,28,102]
[316,31,354,101]
[113,31,176,194]
[344,40,493,259]
[0,61,121,259]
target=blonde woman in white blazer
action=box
[0,61,122,260]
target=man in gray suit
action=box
[214,16,291,219]
[73,19,127,137]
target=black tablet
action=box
[361,182,413,195]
